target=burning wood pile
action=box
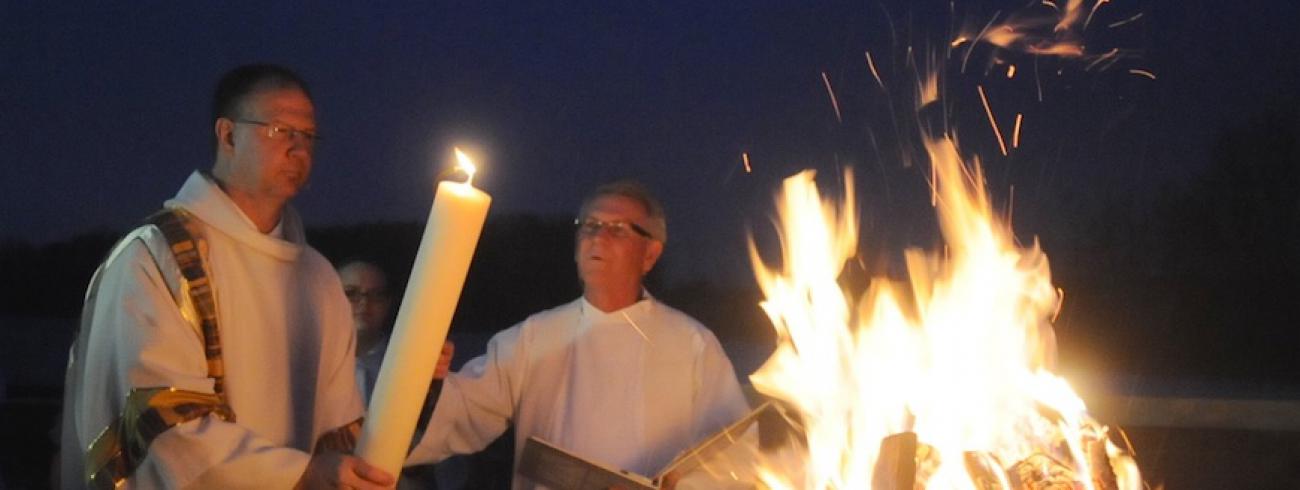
[885,410,1133,489]
[734,157,1141,490]
[713,2,1149,488]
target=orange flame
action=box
[745,2,1142,486]
[748,135,1140,488]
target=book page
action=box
[518,436,658,490]
[658,402,805,489]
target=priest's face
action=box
[575,194,664,294]
[220,87,316,201]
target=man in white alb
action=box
[62,64,399,489]
[409,181,751,489]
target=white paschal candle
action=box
[355,149,491,476]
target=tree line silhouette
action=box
[2,108,1297,388]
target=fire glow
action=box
[742,1,1144,488]
[747,143,1140,489]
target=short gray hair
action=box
[578,180,667,243]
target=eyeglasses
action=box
[574,217,653,240]
[235,119,319,146]
[344,286,389,304]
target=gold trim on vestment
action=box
[85,387,234,489]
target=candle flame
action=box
[454,148,477,187]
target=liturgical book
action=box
[517,401,798,490]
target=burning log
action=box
[849,425,1134,490]
[872,432,917,490]
[1083,428,1119,490]
[964,451,1009,490]
[1007,453,1077,490]
[913,442,942,489]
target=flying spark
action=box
[1128,68,1156,80]
[1034,57,1044,102]
[962,15,1001,73]
[1013,113,1024,148]
[1086,48,1120,71]
[1108,12,1144,28]
[1084,0,1111,30]
[865,50,886,90]
[977,85,1009,156]
[743,152,753,173]
[821,71,843,123]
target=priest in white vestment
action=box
[61,65,400,489]
[409,181,751,489]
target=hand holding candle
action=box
[355,149,491,476]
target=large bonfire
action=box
[742,1,1144,488]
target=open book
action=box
[517,401,801,490]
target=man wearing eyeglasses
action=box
[408,181,750,489]
[62,64,398,489]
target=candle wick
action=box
[461,167,475,187]
[434,165,476,187]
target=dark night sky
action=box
[3,0,1298,285]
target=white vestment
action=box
[61,171,363,489]
[409,296,750,490]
